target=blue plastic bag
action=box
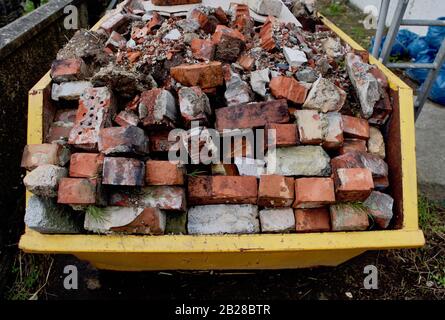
[406,49,436,83]
[429,72,445,105]
[396,29,419,48]
[407,37,430,60]
[369,35,407,57]
[425,17,445,50]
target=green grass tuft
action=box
[86,206,108,224]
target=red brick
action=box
[269,76,308,104]
[222,130,255,159]
[212,25,246,61]
[148,130,177,153]
[369,91,392,126]
[334,168,374,201]
[114,110,139,127]
[295,110,323,144]
[190,8,217,33]
[342,115,370,139]
[178,86,211,126]
[170,62,224,89]
[138,88,177,129]
[331,151,388,178]
[102,157,145,186]
[105,31,126,51]
[68,87,116,150]
[50,58,87,83]
[215,99,289,131]
[54,108,77,123]
[232,14,254,39]
[373,176,389,190]
[98,126,148,155]
[188,176,258,205]
[57,177,97,205]
[369,67,388,88]
[145,160,184,185]
[69,153,103,178]
[100,12,128,34]
[330,204,369,231]
[237,54,255,71]
[146,12,163,33]
[191,39,215,61]
[295,207,331,232]
[259,16,276,51]
[339,139,367,154]
[258,175,295,207]
[293,178,335,208]
[21,144,70,170]
[46,125,73,144]
[110,207,166,235]
[214,6,229,24]
[265,123,298,147]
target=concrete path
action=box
[416,100,445,201]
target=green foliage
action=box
[86,206,108,224]
[186,169,207,177]
[418,195,445,233]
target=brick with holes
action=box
[68,87,116,151]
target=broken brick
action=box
[368,126,386,159]
[21,144,70,170]
[170,62,224,88]
[237,54,255,71]
[100,12,128,34]
[212,25,246,62]
[331,151,388,178]
[114,110,139,127]
[373,176,389,190]
[342,115,370,140]
[269,76,308,104]
[145,160,184,186]
[24,164,67,197]
[105,31,127,51]
[265,123,298,147]
[330,204,369,231]
[109,207,167,235]
[295,207,331,232]
[138,88,178,129]
[178,86,211,126]
[363,191,394,228]
[303,77,346,113]
[50,58,88,83]
[295,110,323,145]
[259,16,277,51]
[109,186,186,211]
[57,177,97,205]
[68,87,116,151]
[224,71,253,107]
[369,91,392,126]
[191,38,215,61]
[51,81,92,101]
[293,177,336,208]
[148,130,177,153]
[258,175,295,207]
[214,6,229,24]
[215,99,289,131]
[188,176,258,205]
[322,112,344,149]
[334,167,374,201]
[211,164,239,176]
[69,153,103,178]
[98,126,149,155]
[102,157,145,186]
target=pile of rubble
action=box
[22,1,395,236]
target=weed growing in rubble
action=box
[86,206,108,224]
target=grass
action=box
[186,169,207,177]
[23,0,49,14]
[6,253,54,300]
[86,206,108,224]
[418,195,445,234]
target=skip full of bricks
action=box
[21,0,395,236]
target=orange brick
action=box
[258,175,295,207]
[265,123,298,147]
[58,178,97,205]
[295,208,331,232]
[339,138,367,154]
[69,153,103,178]
[342,115,370,139]
[188,176,258,205]
[259,16,276,51]
[269,76,308,104]
[145,161,184,185]
[50,58,87,83]
[191,39,215,61]
[237,54,255,71]
[170,62,224,89]
[293,178,335,208]
[334,168,374,201]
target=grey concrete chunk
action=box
[225,72,253,107]
[283,47,307,67]
[296,68,318,83]
[23,164,67,197]
[188,204,259,234]
[368,127,386,159]
[364,191,394,229]
[51,81,92,101]
[248,0,283,17]
[303,77,346,113]
[25,195,81,234]
[259,208,295,233]
[250,68,270,97]
[267,146,331,176]
[346,53,381,118]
